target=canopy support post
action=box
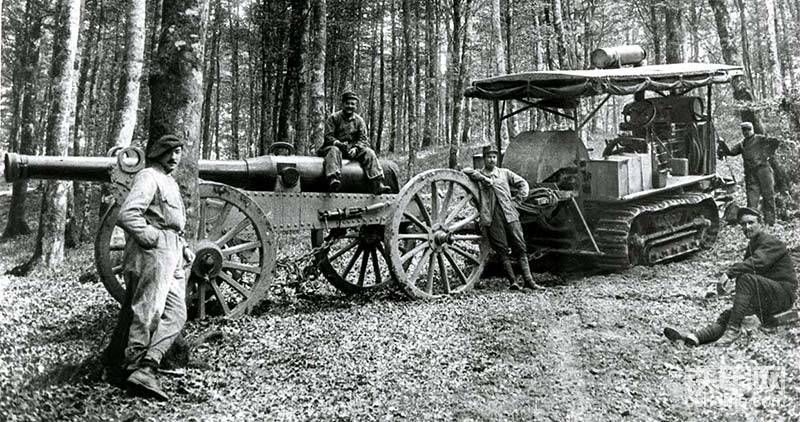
[493,100,503,166]
[706,85,715,174]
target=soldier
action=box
[663,207,797,346]
[318,91,391,195]
[463,145,544,291]
[718,122,782,225]
[116,134,194,400]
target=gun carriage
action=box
[4,143,490,318]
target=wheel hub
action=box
[192,239,224,279]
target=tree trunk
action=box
[708,0,764,133]
[228,0,240,158]
[403,0,416,175]
[664,5,684,63]
[2,0,44,240]
[448,0,467,169]
[108,0,147,149]
[308,0,327,155]
[389,0,398,153]
[201,0,220,159]
[376,0,386,155]
[551,0,568,68]
[735,0,754,88]
[277,0,308,147]
[649,3,662,64]
[13,0,82,273]
[764,0,784,97]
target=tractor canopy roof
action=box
[464,63,742,106]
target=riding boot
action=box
[501,257,521,290]
[518,257,544,290]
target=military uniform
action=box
[722,123,781,225]
[114,135,189,400]
[464,146,542,290]
[664,208,797,347]
[318,91,389,194]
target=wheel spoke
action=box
[215,217,250,246]
[222,241,260,255]
[198,282,207,320]
[370,247,382,286]
[443,195,472,226]
[443,249,469,285]
[357,247,370,287]
[343,244,364,277]
[441,181,455,220]
[217,270,251,299]
[198,200,208,237]
[430,181,440,224]
[110,242,126,251]
[451,234,483,242]
[328,239,359,262]
[406,248,433,284]
[222,260,260,274]
[401,242,428,264]
[112,264,123,274]
[398,233,428,241]
[403,212,430,233]
[447,212,479,233]
[437,253,450,294]
[425,252,436,294]
[413,193,432,225]
[208,278,231,315]
[210,202,234,240]
[450,244,482,266]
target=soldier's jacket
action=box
[727,134,780,171]
[320,110,369,153]
[726,231,798,287]
[463,167,529,226]
[117,166,187,279]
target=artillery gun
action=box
[464,45,739,270]
[4,143,489,318]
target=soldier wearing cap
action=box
[663,206,797,347]
[718,121,782,225]
[463,145,544,291]
[113,134,194,400]
[318,91,391,194]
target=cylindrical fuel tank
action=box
[590,45,647,69]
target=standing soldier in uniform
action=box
[463,145,544,291]
[718,121,783,225]
[115,134,194,400]
[318,91,391,195]
[663,207,797,346]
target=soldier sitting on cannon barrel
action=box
[463,144,545,291]
[318,91,391,195]
[663,206,797,347]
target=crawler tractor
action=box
[464,46,740,271]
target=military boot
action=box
[663,327,700,347]
[127,365,169,401]
[371,177,392,195]
[716,325,742,346]
[518,257,545,290]
[501,257,522,290]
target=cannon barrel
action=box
[4,152,400,193]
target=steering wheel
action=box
[622,100,656,129]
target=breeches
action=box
[124,230,187,369]
[744,166,776,222]
[319,145,384,180]
[486,207,526,259]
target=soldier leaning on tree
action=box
[107,134,195,401]
[463,145,545,291]
[663,207,797,347]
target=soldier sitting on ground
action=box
[463,145,544,291]
[663,207,797,347]
[318,91,391,195]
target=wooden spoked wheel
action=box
[94,181,275,319]
[384,169,489,299]
[311,225,395,294]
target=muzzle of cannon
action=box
[4,151,400,194]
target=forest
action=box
[1,0,800,419]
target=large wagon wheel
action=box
[95,181,275,318]
[384,169,489,299]
[311,225,395,294]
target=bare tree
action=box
[309,0,327,153]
